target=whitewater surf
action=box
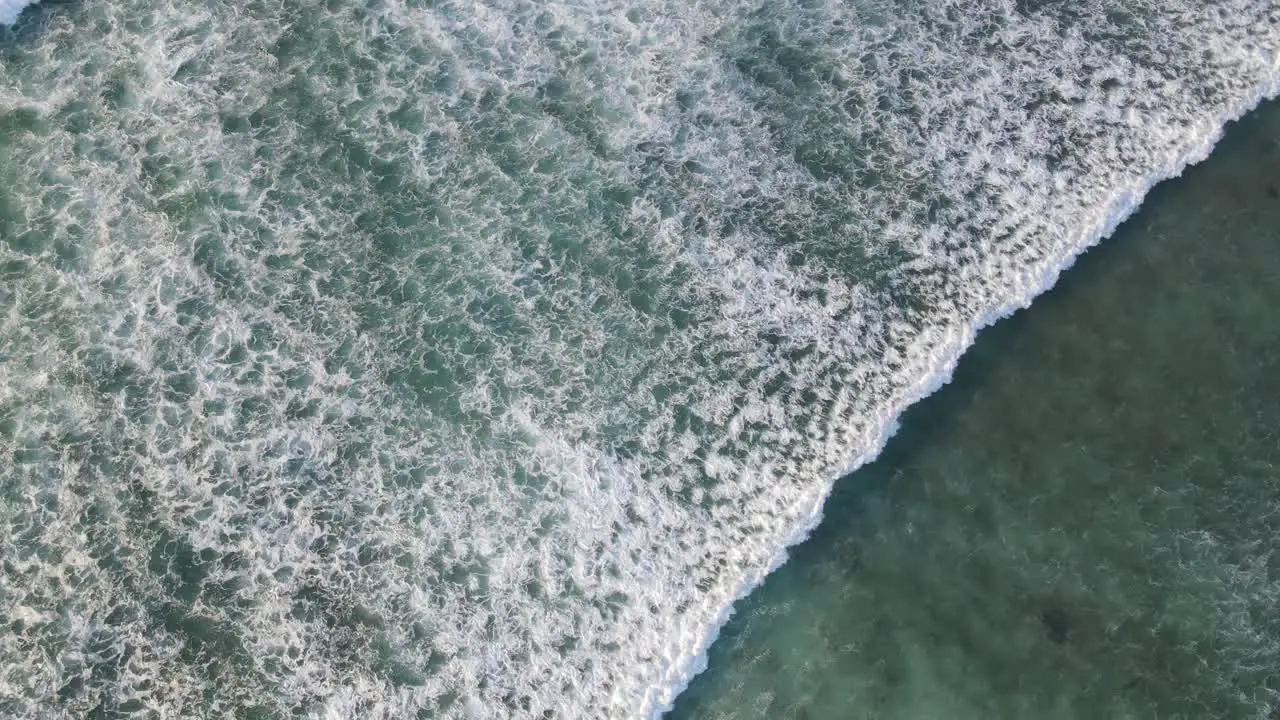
[0,0,1276,717]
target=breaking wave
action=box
[0,0,1277,717]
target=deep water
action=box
[670,100,1280,720]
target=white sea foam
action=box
[0,1,1277,718]
[654,52,1280,717]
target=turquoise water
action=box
[0,1,1277,717]
[670,100,1280,720]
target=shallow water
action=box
[670,99,1280,720]
[0,1,1277,717]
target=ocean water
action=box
[669,98,1280,720]
[0,1,1276,718]
[0,1,37,28]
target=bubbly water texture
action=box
[0,1,1277,717]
